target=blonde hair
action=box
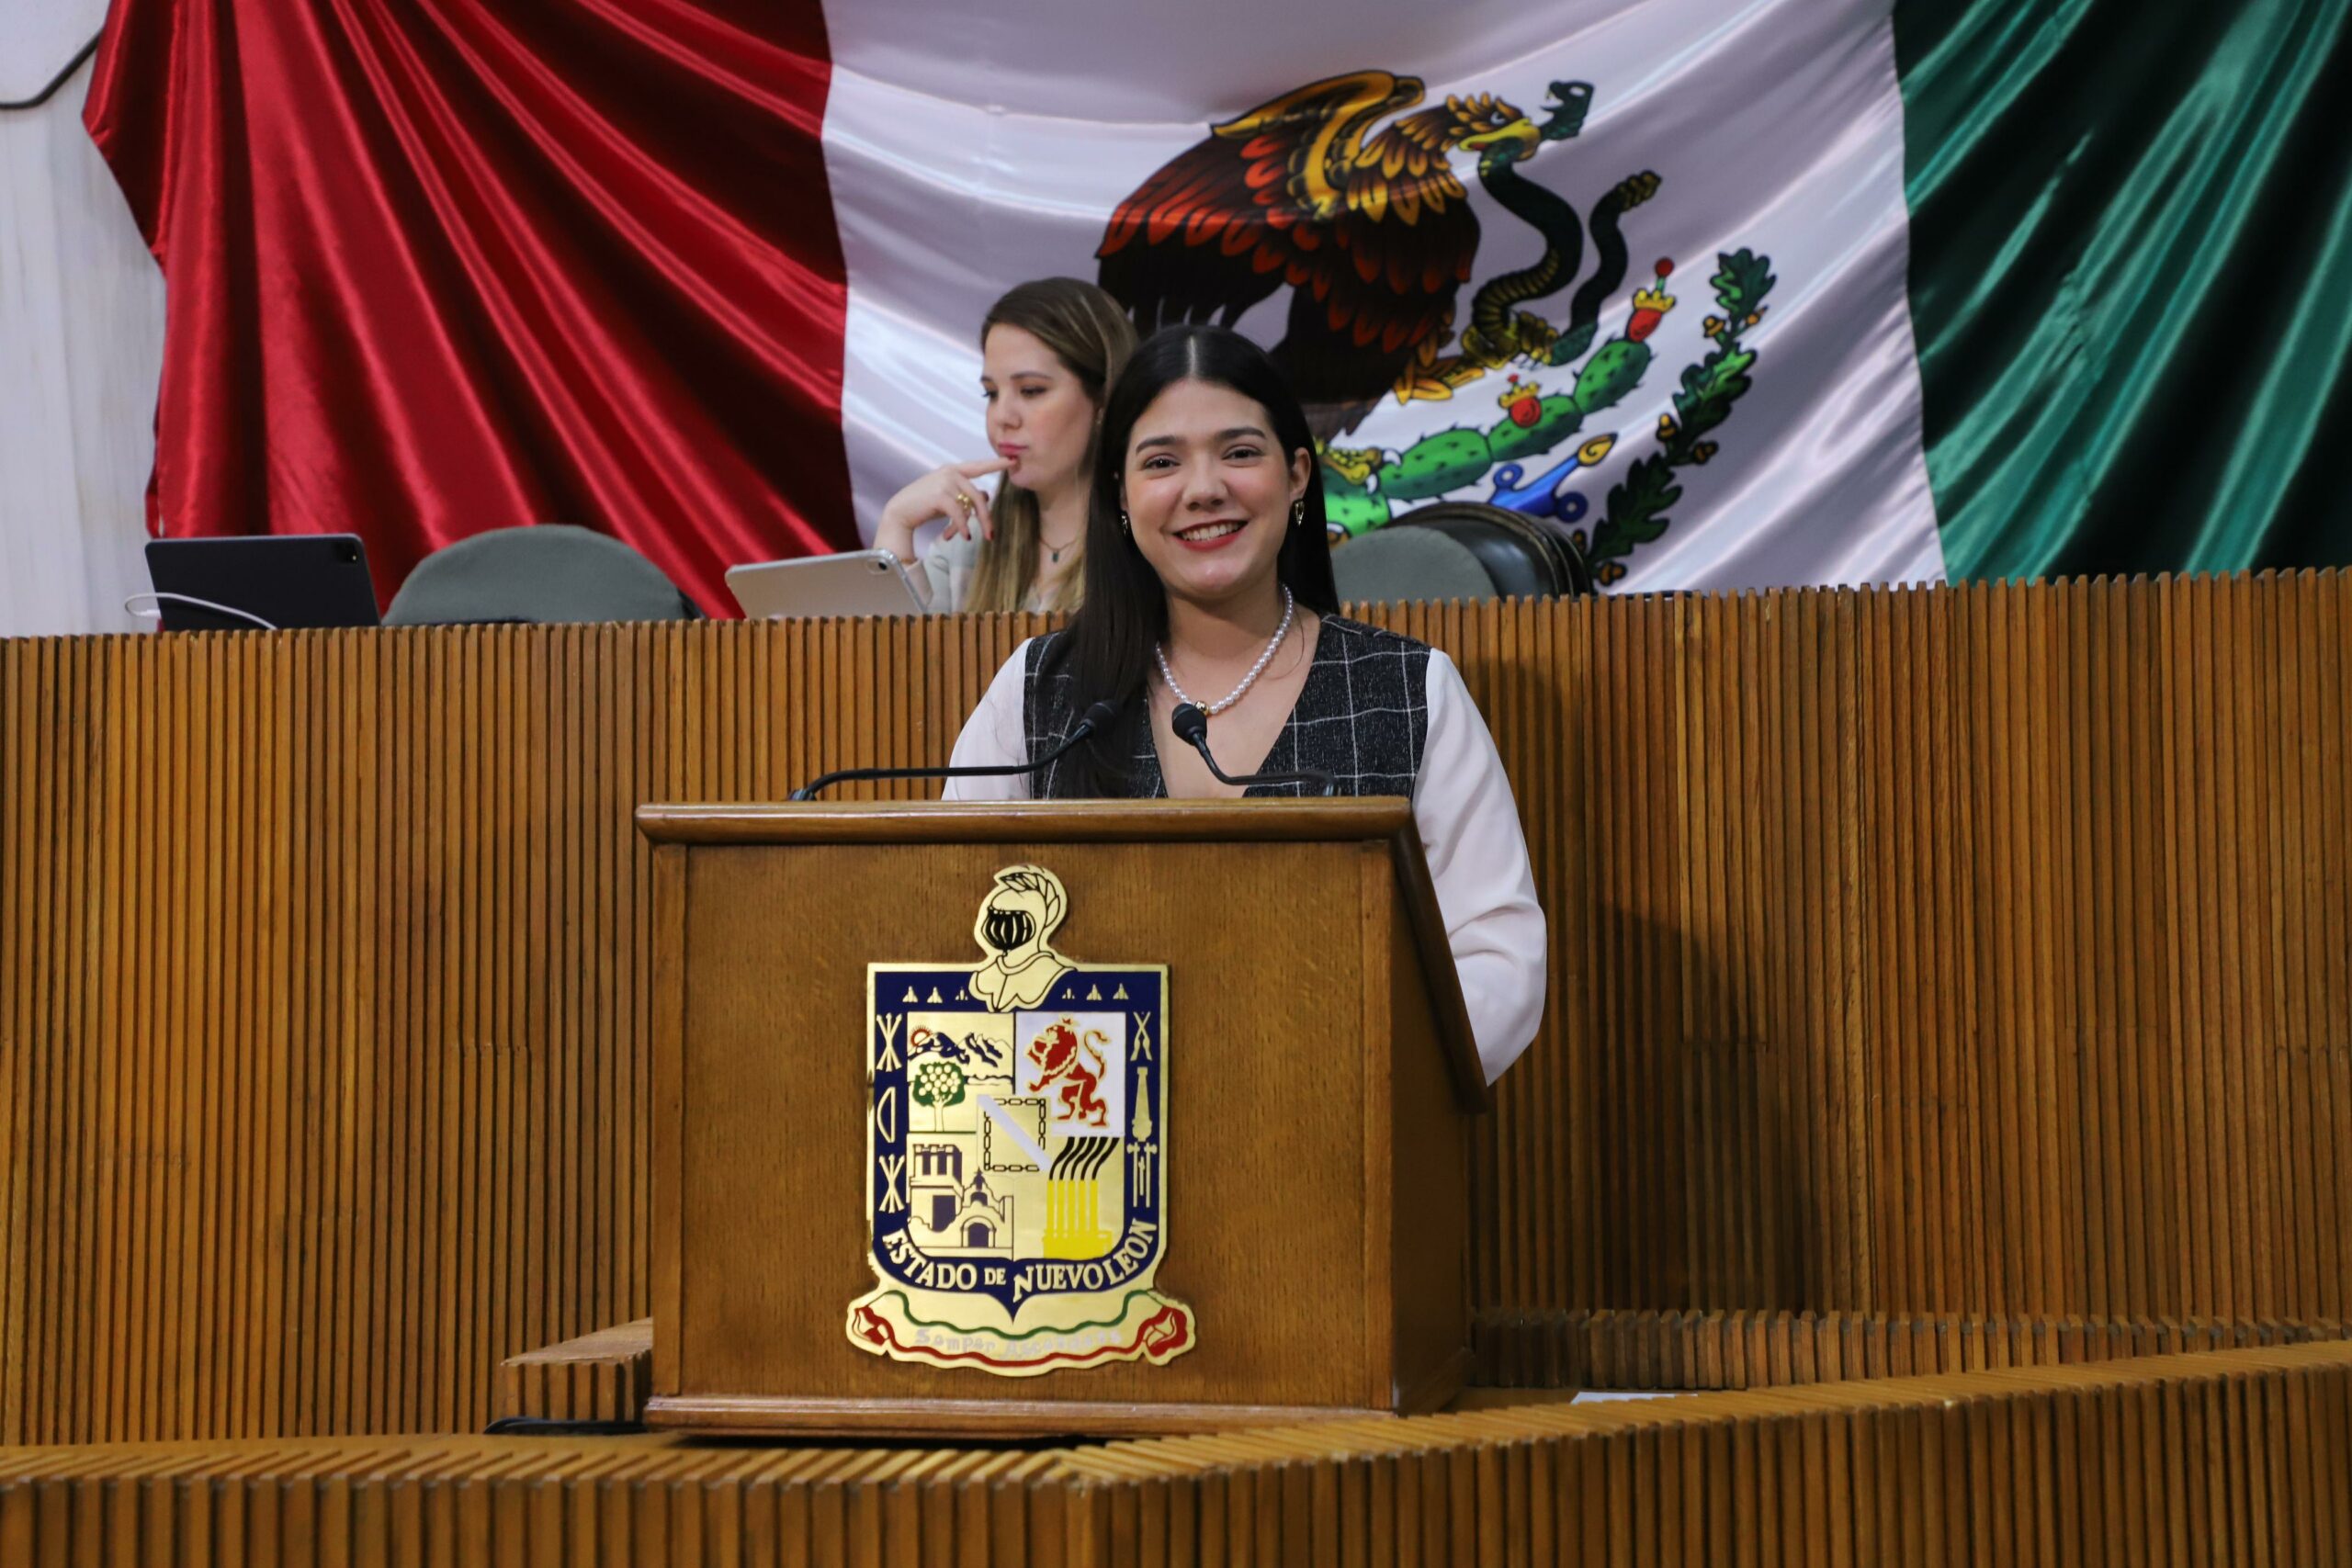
[965,279,1136,615]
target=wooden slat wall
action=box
[3,575,2347,1443]
[1380,578,2352,1325]
[5,1342,2349,1565]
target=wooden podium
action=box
[636,798,1488,1438]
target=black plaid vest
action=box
[1020,616,1431,799]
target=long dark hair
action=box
[1043,324,1340,798]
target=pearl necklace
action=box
[1155,586,1295,716]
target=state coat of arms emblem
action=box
[847,865,1193,1374]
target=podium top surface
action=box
[635,796,1416,846]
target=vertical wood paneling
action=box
[1,575,2348,1441]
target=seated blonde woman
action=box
[873,278,1136,614]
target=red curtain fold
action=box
[85,0,855,615]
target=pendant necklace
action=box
[1155,585,1296,717]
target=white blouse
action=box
[910,535,1061,615]
[944,637,1547,1081]
[910,534,979,614]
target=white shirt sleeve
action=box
[942,639,1034,802]
[915,534,979,614]
[1414,650,1547,1081]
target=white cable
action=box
[122,592,281,632]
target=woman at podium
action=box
[945,324,1545,1080]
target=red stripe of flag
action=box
[85,0,853,616]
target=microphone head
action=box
[1170,703,1209,746]
[1076,697,1124,737]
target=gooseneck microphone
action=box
[1169,703,1336,796]
[789,699,1124,801]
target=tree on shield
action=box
[910,1057,967,1132]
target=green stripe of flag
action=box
[1896,0,2352,580]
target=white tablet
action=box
[727,551,925,619]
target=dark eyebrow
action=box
[1134,425,1270,452]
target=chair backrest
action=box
[1384,502,1595,597]
[1329,524,1498,605]
[383,525,702,626]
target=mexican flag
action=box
[86,0,2347,613]
[825,0,1937,592]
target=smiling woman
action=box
[942,325,1548,1081]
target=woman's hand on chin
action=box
[876,458,1013,558]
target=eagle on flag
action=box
[1095,70,1540,440]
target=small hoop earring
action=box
[1291,500,1306,528]
[1119,510,1133,536]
